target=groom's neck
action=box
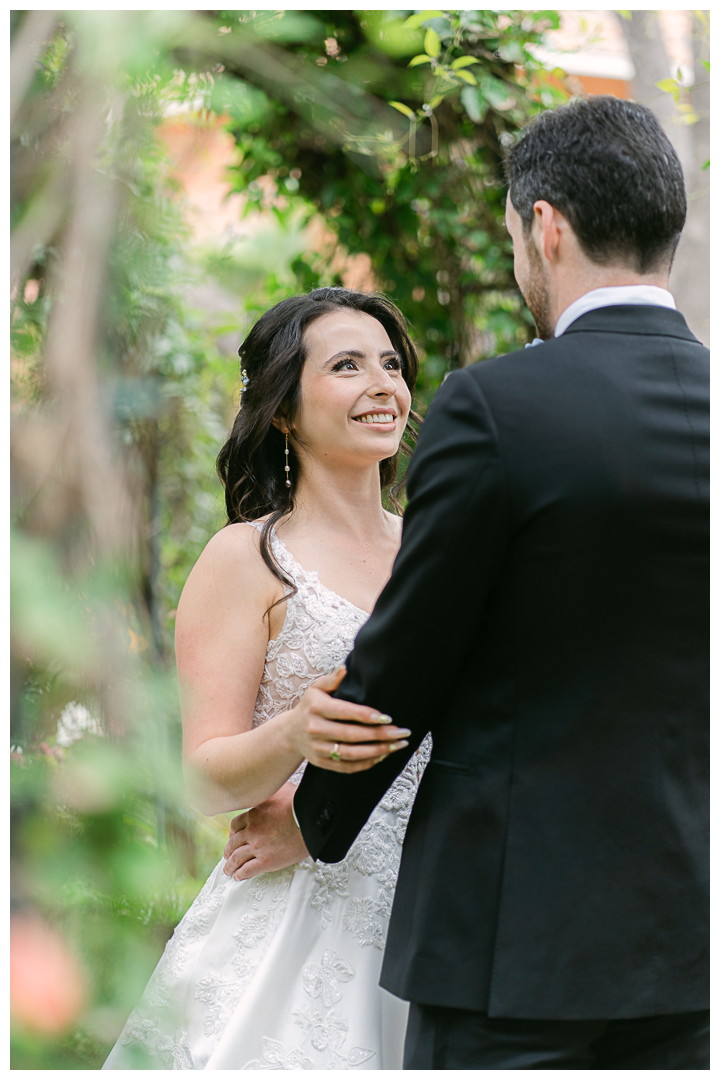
[548,259,671,335]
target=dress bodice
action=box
[250,525,371,783]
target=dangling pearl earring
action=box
[284,433,291,488]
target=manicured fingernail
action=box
[377,754,388,763]
[396,728,412,737]
[371,712,393,723]
[389,740,409,752]
[334,665,346,676]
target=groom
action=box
[292,96,709,1068]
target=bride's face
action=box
[288,309,411,471]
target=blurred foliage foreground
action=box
[10,9,562,1068]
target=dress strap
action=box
[246,520,369,617]
[247,521,305,590]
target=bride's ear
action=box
[270,415,288,434]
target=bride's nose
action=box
[370,369,397,398]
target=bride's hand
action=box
[222,783,309,881]
[283,666,410,774]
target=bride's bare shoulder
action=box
[196,520,264,570]
[178,522,278,615]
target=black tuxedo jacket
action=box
[294,305,709,1020]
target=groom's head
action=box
[504,96,686,338]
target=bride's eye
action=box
[331,358,358,372]
[384,357,401,371]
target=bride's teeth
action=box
[356,413,393,423]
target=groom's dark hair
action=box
[505,95,687,274]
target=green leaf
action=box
[428,94,444,109]
[424,27,441,58]
[497,40,525,64]
[701,59,710,73]
[388,100,416,119]
[460,85,488,124]
[702,158,710,170]
[530,10,560,30]
[403,10,444,30]
[656,77,680,93]
[363,12,424,58]
[408,54,433,67]
[479,74,513,110]
[616,10,632,19]
[451,55,480,70]
[248,11,323,42]
[210,75,272,127]
[455,69,477,85]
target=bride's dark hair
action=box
[216,287,421,601]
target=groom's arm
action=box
[294,366,512,862]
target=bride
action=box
[104,287,431,1070]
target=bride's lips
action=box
[351,409,397,429]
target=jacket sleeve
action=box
[294,367,511,861]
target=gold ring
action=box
[330,743,341,762]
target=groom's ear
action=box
[532,200,573,265]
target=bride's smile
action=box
[352,409,397,428]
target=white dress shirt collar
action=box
[554,285,676,338]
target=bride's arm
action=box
[178,524,409,816]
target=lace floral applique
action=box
[120,1017,193,1070]
[243,1036,313,1070]
[283,950,376,1069]
[379,774,420,843]
[293,1007,375,1069]
[301,950,355,1008]
[194,869,295,1050]
[292,1005,348,1052]
[310,860,350,929]
[162,873,229,978]
[342,898,387,950]
[121,1015,159,1047]
[336,1045,376,1068]
[145,969,170,1009]
[239,941,367,1070]
[157,1029,194,1070]
[349,818,398,877]
[247,868,295,908]
[234,912,270,949]
[196,973,246,1038]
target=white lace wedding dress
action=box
[104,528,431,1070]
